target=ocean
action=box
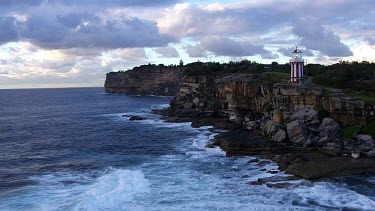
[0,87,374,210]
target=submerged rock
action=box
[129,116,146,121]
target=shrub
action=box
[341,126,361,139]
[263,104,273,112]
[362,122,375,138]
[317,108,329,121]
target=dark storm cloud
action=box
[278,47,314,57]
[155,46,180,58]
[0,17,19,43]
[185,44,206,58]
[1,13,175,49]
[293,19,352,57]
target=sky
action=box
[0,0,374,88]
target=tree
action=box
[179,59,184,67]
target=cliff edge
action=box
[105,65,184,96]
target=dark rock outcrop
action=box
[105,65,184,96]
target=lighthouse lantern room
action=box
[289,47,306,85]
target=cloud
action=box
[113,48,147,61]
[185,44,206,57]
[0,17,19,43]
[200,36,272,58]
[10,14,175,49]
[155,46,180,58]
[0,0,179,9]
[293,19,353,57]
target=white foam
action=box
[74,169,150,211]
[0,168,150,211]
[293,181,375,210]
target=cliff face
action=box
[172,74,375,126]
[105,66,183,96]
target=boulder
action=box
[367,149,375,157]
[290,108,318,123]
[192,97,200,106]
[244,121,259,131]
[229,111,243,125]
[272,129,287,143]
[262,120,286,137]
[317,118,341,146]
[272,109,283,124]
[182,102,193,109]
[351,151,360,158]
[287,120,304,145]
[320,141,342,156]
[355,134,375,155]
[356,134,374,147]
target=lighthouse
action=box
[289,47,305,85]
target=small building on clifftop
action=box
[289,47,306,85]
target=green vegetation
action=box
[317,108,329,121]
[184,60,265,76]
[263,103,273,112]
[341,126,361,139]
[344,89,375,105]
[363,122,375,138]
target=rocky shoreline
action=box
[107,67,375,180]
[153,107,375,180]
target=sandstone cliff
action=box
[172,73,375,126]
[105,65,183,96]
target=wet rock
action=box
[249,181,263,186]
[129,116,146,121]
[229,111,243,125]
[257,175,300,184]
[267,170,279,174]
[244,121,259,131]
[248,158,259,163]
[271,155,282,162]
[272,129,287,143]
[320,141,342,156]
[258,160,271,166]
[285,155,375,179]
[266,182,296,189]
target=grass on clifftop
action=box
[343,89,375,105]
[260,72,290,84]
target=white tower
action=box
[289,47,305,85]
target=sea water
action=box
[0,87,374,210]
